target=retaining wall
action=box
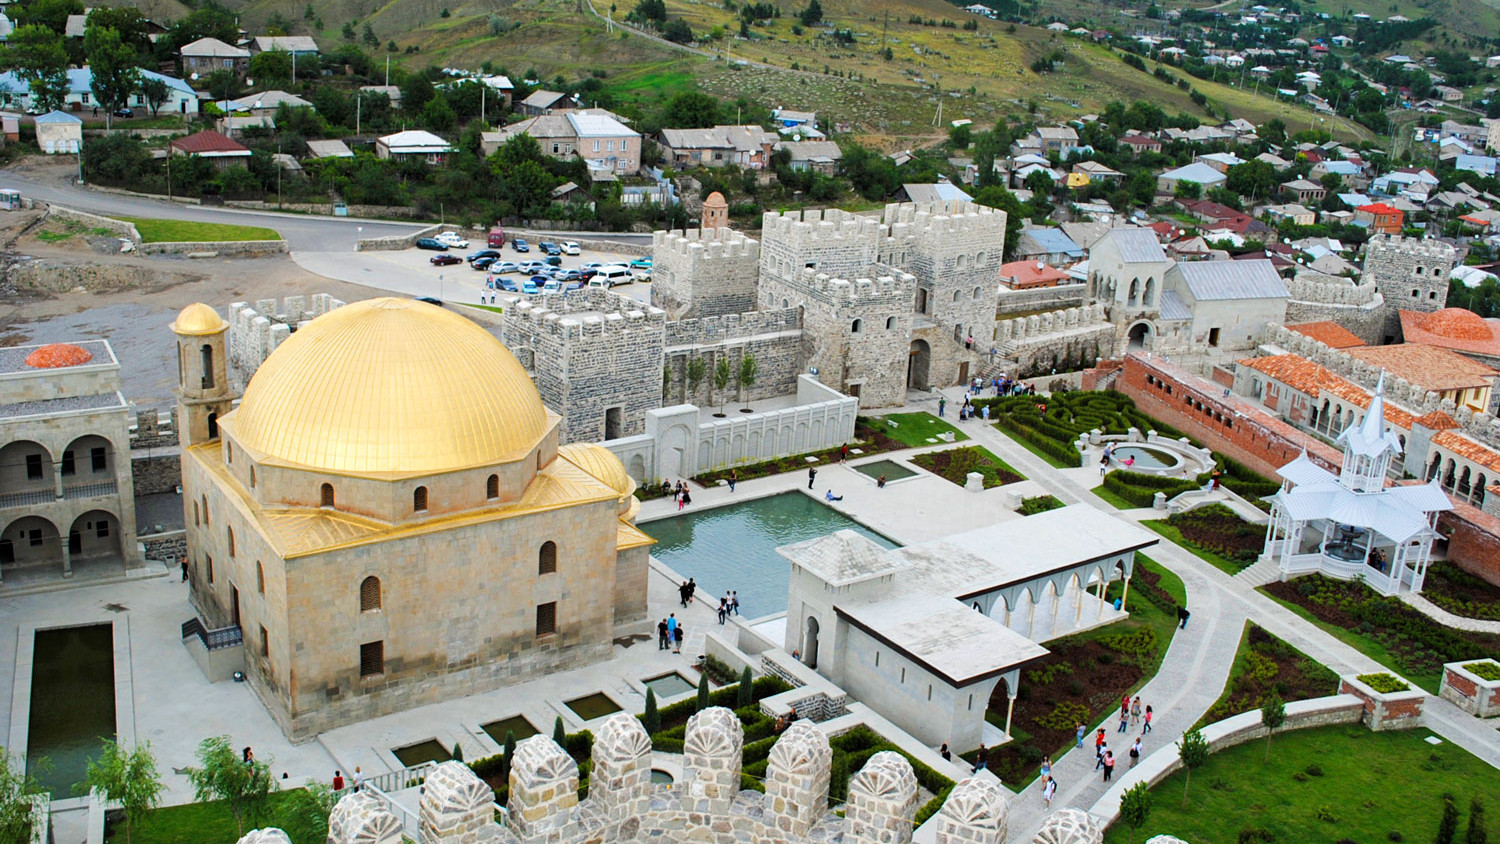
[44,205,141,240]
[356,223,448,251]
[1439,660,1500,717]
[139,239,287,256]
[131,453,181,496]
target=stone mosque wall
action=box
[240,710,1024,844]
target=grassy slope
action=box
[120,217,282,242]
[1102,725,1499,844]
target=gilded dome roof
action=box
[559,442,638,519]
[25,343,93,368]
[229,298,549,476]
[1419,308,1493,341]
[172,303,228,335]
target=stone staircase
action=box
[1235,555,1283,588]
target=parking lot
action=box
[290,238,655,307]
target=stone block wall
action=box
[844,751,920,844]
[994,283,1087,315]
[44,205,141,240]
[1362,234,1457,338]
[1283,273,1387,345]
[129,409,177,449]
[881,201,1006,360]
[227,294,346,388]
[995,304,1117,376]
[1439,660,1500,716]
[131,453,181,496]
[662,308,803,407]
[141,532,185,563]
[759,208,885,282]
[500,289,667,444]
[139,240,287,256]
[651,227,762,319]
[1339,674,1425,730]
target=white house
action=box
[0,67,198,115]
[376,129,453,163]
[34,110,81,154]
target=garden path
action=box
[1398,592,1500,634]
[912,386,1500,842]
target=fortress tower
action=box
[1363,234,1457,342]
[651,227,761,320]
[171,303,234,447]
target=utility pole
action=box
[385,56,390,87]
[881,10,889,51]
[356,93,362,135]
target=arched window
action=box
[200,344,215,389]
[973,286,982,300]
[207,412,218,439]
[1412,289,1420,298]
[227,527,235,557]
[953,324,963,342]
[487,474,499,499]
[193,500,200,526]
[1415,266,1424,276]
[952,290,961,303]
[226,443,232,464]
[320,483,334,508]
[851,319,862,334]
[957,254,969,268]
[539,541,558,575]
[360,576,381,612]
[201,495,209,525]
[413,486,428,512]
[886,316,896,330]
[256,561,265,594]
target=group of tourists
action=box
[1056,695,1152,799]
[657,613,685,653]
[716,591,740,624]
[1098,442,1137,476]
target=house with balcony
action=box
[0,341,141,586]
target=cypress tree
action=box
[737,666,754,708]
[553,716,566,747]
[644,688,661,734]
[697,672,711,711]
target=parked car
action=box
[493,275,520,292]
[519,260,548,273]
[113,108,134,119]
[490,261,520,274]
[487,226,506,247]
[435,231,470,249]
[467,249,501,263]
[576,266,598,281]
[593,265,633,287]
[538,241,561,255]
[522,277,542,294]
[544,255,562,266]
[581,261,604,271]
[512,238,530,252]
[562,242,581,255]
[430,254,462,266]
[556,269,584,282]
[629,257,653,270]
[416,237,448,251]
[471,256,497,271]
[416,296,443,306]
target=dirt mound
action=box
[4,256,204,294]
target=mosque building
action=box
[174,298,653,740]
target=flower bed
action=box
[1162,504,1263,563]
[910,446,1025,488]
[1263,575,1500,691]
[1198,623,1338,727]
[1017,494,1066,515]
[1356,672,1410,694]
[1420,563,1500,621]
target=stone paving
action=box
[1399,592,1500,634]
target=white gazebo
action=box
[1263,374,1452,595]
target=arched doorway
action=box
[907,340,931,391]
[1127,322,1153,351]
[68,510,122,572]
[803,615,820,670]
[1,516,61,570]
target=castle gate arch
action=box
[907,340,932,391]
[1127,322,1153,351]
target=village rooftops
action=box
[170,130,251,157]
[1399,308,1500,358]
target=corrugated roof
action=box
[1160,162,1227,184]
[567,111,635,138]
[1019,227,1083,256]
[180,37,249,57]
[903,183,973,202]
[1102,227,1166,263]
[1174,259,1289,300]
[1159,289,1193,320]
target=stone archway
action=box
[1126,322,1153,351]
[907,340,932,391]
[803,615,820,670]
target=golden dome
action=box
[172,303,228,336]
[559,443,638,519]
[228,298,549,477]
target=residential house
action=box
[169,130,251,168]
[488,110,639,174]
[305,139,353,159]
[1031,126,1082,157]
[359,85,402,108]
[1071,160,1123,184]
[1,112,19,143]
[34,111,81,154]
[1455,154,1498,178]
[1439,120,1488,145]
[1157,162,1227,194]
[250,36,319,56]
[1177,199,1274,239]
[657,125,777,169]
[1434,85,1464,103]
[376,129,453,164]
[180,37,251,75]
[476,76,515,107]
[1014,227,1085,267]
[777,140,842,174]
[216,115,273,137]
[1195,152,1245,173]
[1373,168,1439,198]
[1281,178,1327,204]
[999,260,1071,290]
[550,181,596,211]
[223,90,313,116]
[1263,203,1316,226]
[0,68,198,115]
[517,89,570,115]
[1311,159,1366,188]
[1355,202,1403,234]
[1120,134,1162,154]
[63,13,87,37]
[772,108,816,130]
[1255,152,1292,171]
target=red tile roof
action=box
[1416,410,1460,430]
[1286,321,1366,349]
[1345,343,1497,392]
[169,130,250,155]
[1400,309,1500,357]
[1432,430,1500,472]
[1358,202,1400,214]
[999,260,1070,289]
[1238,354,1418,430]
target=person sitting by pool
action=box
[825,490,844,502]
[877,475,887,488]
[1122,455,1135,468]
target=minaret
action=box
[1336,371,1403,493]
[171,303,233,446]
[701,191,728,231]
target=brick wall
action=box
[1444,507,1500,585]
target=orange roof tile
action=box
[1416,410,1460,430]
[1239,353,1418,429]
[1399,309,1500,357]
[1286,321,1366,349]
[1431,430,1500,472]
[1345,343,1498,392]
[24,343,93,368]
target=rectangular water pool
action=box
[392,739,451,768]
[28,624,116,796]
[643,673,696,698]
[565,693,622,721]
[851,459,918,482]
[645,491,898,616]
[481,716,539,746]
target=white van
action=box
[590,265,634,288]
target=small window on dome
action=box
[413,486,428,512]
[487,474,499,499]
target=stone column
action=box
[590,713,653,833]
[764,721,833,837]
[507,736,580,840]
[236,831,292,844]
[420,760,498,844]
[843,750,919,844]
[1033,808,1104,844]
[933,775,1008,844]
[326,791,403,844]
[681,705,744,816]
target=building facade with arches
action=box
[176,299,653,739]
[0,340,141,585]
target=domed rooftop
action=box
[703,191,728,208]
[1418,308,1493,341]
[25,343,93,368]
[229,298,549,477]
[172,303,228,336]
[559,442,638,519]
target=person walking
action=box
[1039,755,1051,781]
[717,599,728,625]
[1075,722,1086,748]
[678,581,691,607]
[1094,736,1108,770]
[808,467,817,489]
[1117,708,1129,733]
[686,577,697,604]
[673,624,684,654]
[1143,705,1153,734]
[1102,750,1115,782]
[352,767,364,792]
[666,613,678,641]
[973,744,987,772]
[840,444,848,463]
[180,556,189,582]
[728,470,737,492]
[657,618,669,650]
[730,591,739,616]
[1042,775,1057,808]
[1131,696,1142,727]
[1100,451,1110,476]
[1177,606,1191,629]
[1129,737,1142,769]
[939,743,951,761]
[938,396,946,417]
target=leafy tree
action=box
[662,19,694,43]
[341,21,357,41]
[1177,729,1209,807]
[799,0,823,26]
[84,739,165,844]
[1120,781,1153,844]
[0,751,42,844]
[972,185,1026,260]
[249,50,293,85]
[203,69,241,103]
[401,74,436,113]
[140,77,172,117]
[1259,691,1285,762]
[362,23,380,47]
[452,742,463,763]
[737,666,753,708]
[664,91,720,128]
[163,7,240,55]
[1225,160,1277,201]
[1468,798,1487,844]
[949,123,972,149]
[552,716,566,746]
[502,730,517,781]
[83,133,151,184]
[1438,794,1460,844]
[838,144,900,201]
[184,736,276,837]
[275,782,337,844]
[631,0,667,24]
[85,26,141,128]
[12,0,83,33]
[737,354,758,409]
[696,672,710,711]
[643,688,661,733]
[6,25,71,112]
[713,357,733,414]
[423,94,457,133]
[1023,168,1054,196]
[85,8,153,60]
[686,356,707,401]
[1175,180,1201,200]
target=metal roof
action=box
[1019,227,1083,256]
[1174,259,1289,300]
[1103,227,1167,263]
[566,112,636,138]
[1160,162,1227,185]
[903,182,973,202]
[1158,289,1193,321]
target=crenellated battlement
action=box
[1284,273,1380,306]
[761,208,886,249]
[258,709,1014,844]
[881,200,1007,244]
[501,290,667,341]
[226,293,345,388]
[794,266,917,304]
[664,307,802,348]
[653,227,761,264]
[1366,233,1458,262]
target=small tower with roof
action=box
[172,303,234,446]
[701,191,729,230]
[1335,371,1403,493]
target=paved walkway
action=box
[1399,592,1500,634]
[911,385,1500,842]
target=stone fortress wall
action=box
[652,227,762,320]
[227,294,347,390]
[1282,271,1387,345]
[995,304,1117,377]
[1361,234,1457,338]
[781,268,917,409]
[662,308,805,407]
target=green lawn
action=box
[1140,520,1252,576]
[1103,725,1498,843]
[1091,483,1141,511]
[119,217,282,243]
[866,412,968,448]
[120,789,324,844]
[460,303,505,313]
[1259,588,1443,694]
